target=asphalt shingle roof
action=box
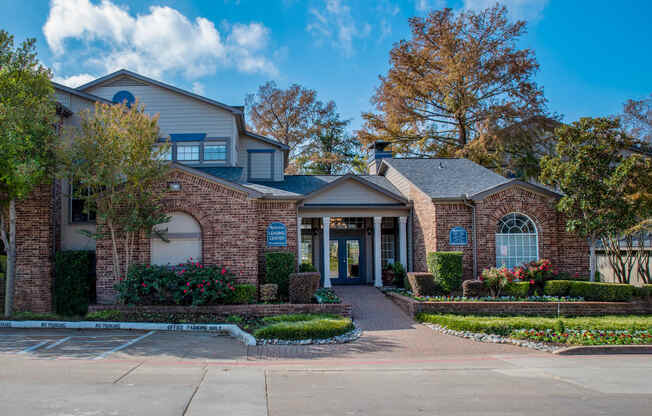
[383,158,510,199]
[244,175,403,199]
[194,166,244,183]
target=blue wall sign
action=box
[267,222,287,247]
[449,226,468,246]
[112,90,135,108]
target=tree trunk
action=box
[589,237,597,282]
[4,199,17,316]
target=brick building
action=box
[10,69,588,312]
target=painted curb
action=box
[0,320,257,346]
[553,345,652,355]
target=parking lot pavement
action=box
[0,329,247,361]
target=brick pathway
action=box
[247,286,539,361]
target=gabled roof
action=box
[467,179,561,200]
[77,69,240,114]
[300,173,407,204]
[52,81,112,104]
[169,163,261,197]
[76,69,289,151]
[242,174,405,201]
[380,158,511,200]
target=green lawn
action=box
[417,313,652,336]
[253,314,353,340]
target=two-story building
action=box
[11,69,588,312]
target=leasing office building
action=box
[10,70,588,312]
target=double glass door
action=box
[329,237,363,284]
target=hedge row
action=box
[543,280,635,301]
[253,316,354,340]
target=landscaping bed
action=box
[418,314,652,352]
[252,314,359,344]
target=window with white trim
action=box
[495,213,538,269]
[176,144,200,161]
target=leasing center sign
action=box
[267,222,287,247]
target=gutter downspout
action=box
[463,196,478,280]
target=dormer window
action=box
[204,144,227,161]
[176,144,200,161]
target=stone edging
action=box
[0,320,257,346]
[424,323,560,353]
[256,322,362,345]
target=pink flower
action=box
[529,280,535,285]
[183,289,187,294]
[141,283,147,288]
[186,282,191,287]
[221,268,226,275]
[200,288,205,293]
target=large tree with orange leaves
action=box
[358,5,554,177]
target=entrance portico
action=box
[294,174,410,287]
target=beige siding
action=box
[382,166,411,198]
[306,179,400,205]
[299,208,408,218]
[239,136,284,181]
[85,84,235,139]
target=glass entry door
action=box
[329,237,364,284]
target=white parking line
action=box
[93,331,156,360]
[18,340,50,354]
[44,336,72,350]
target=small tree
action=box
[540,117,651,282]
[0,31,58,316]
[58,101,170,282]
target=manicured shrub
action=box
[462,280,487,297]
[265,252,296,298]
[114,262,236,306]
[54,251,95,316]
[567,281,634,302]
[225,284,257,304]
[253,316,353,340]
[298,262,317,273]
[259,283,278,302]
[289,272,320,304]
[633,285,652,300]
[391,262,407,287]
[504,281,530,297]
[406,272,443,297]
[427,252,463,293]
[544,280,573,297]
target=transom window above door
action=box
[495,213,538,269]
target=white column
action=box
[297,216,302,268]
[373,216,383,287]
[322,217,331,288]
[399,216,407,270]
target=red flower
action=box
[201,288,205,292]
[221,268,226,275]
[529,280,535,285]
[141,283,147,288]
[230,286,235,291]
[186,282,190,287]
[183,289,187,294]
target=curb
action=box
[553,345,652,355]
[0,320,257,346]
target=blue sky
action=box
[1,0,650,131]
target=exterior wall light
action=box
[168,182,181,191]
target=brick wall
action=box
[95,168,299,304]
[89,302,352,318]
[96,169,263,303]
[409,183,589,279]
[256,200,298,283]
[14,183,56,312]
[386,291,652,317]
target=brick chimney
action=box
[367,141,393,175]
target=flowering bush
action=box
[480,267,515,297]
[385,287,582,302]
[114,260,238,306]
[515,259,556,295]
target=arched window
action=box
[495,213,538,269]
[151,212,201,266]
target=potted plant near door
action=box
[382,263,395,286]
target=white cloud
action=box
[191,82,205,95]
[306,0,371,57]
[52,73,97,88]
[462,0,549,21]
[43,0,278,81]
[414,0,446,12]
